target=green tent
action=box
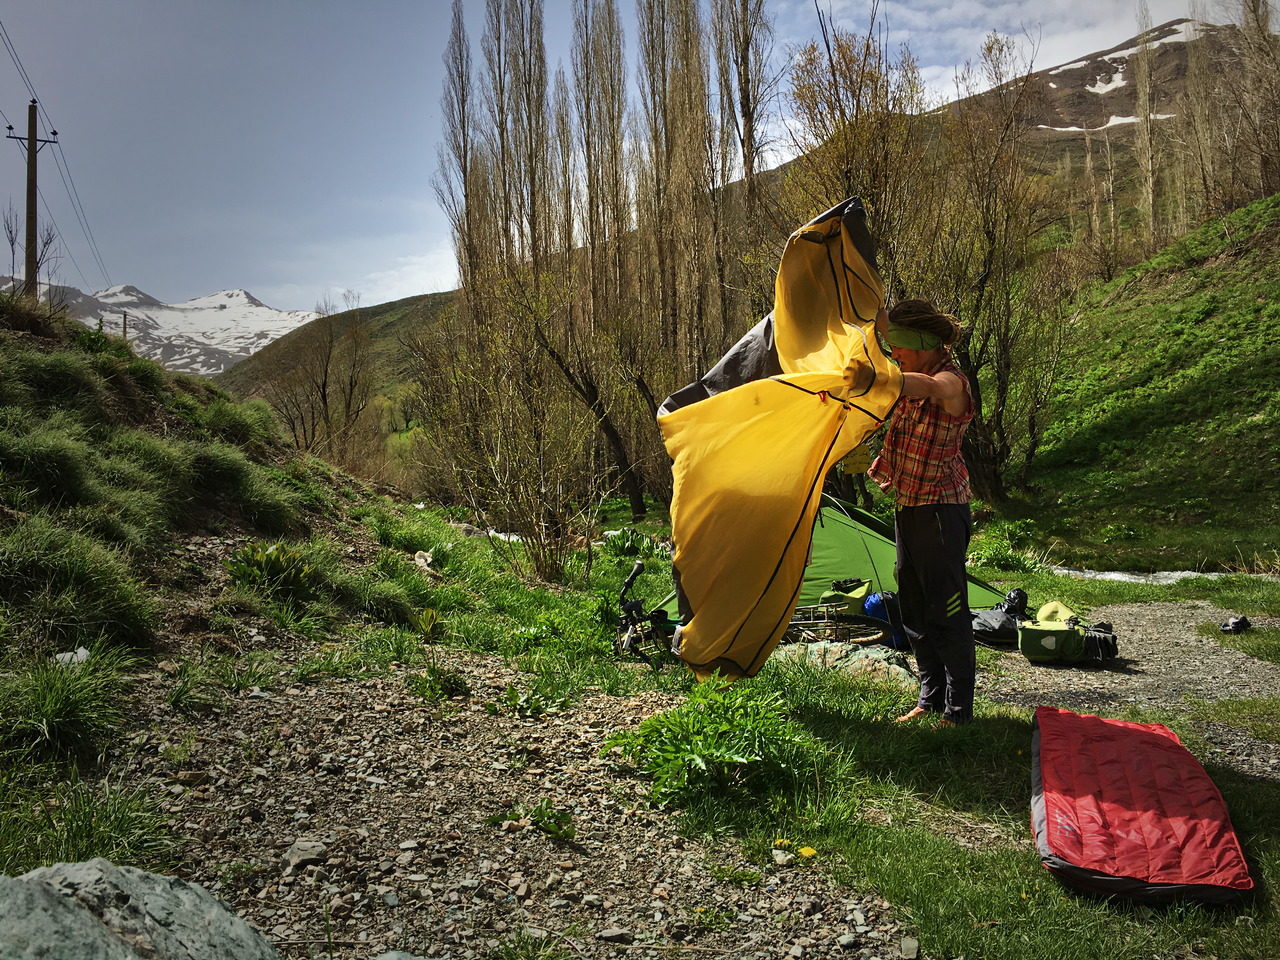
[802,496,1006,609]
[659,494,1004,624]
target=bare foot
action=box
[895,706,929,723]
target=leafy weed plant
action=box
[486,798,576,843]
[405,660,470,703]
[605,679,821,805]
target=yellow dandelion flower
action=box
[797,847,817,858]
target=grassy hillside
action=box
[215,289,454,399]
[1024,192,1280,570]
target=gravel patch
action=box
[979,601,1280,780]
[131,654,909,960]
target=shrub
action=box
[0,646,134,758]
[199,398,277,449]
[0,767,171,874]
[226,541,322,603]
[604,680,820,804]
[0,517,155,650]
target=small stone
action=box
[399,840,420,850]
[900,936,920,959]
[836,934,858,949]
[283,841,327,874]
[597,927,633,944]
[772,849,795,866]
[383,892,400,907]
[788,946,804,958]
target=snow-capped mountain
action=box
[1021,18,1236,135]
[2,279,318,376]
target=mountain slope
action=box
[1,279,317,376]
[216,289,455,398]
[1026,192,1280,569]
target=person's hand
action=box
[841,444,872,474]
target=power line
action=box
[46,138,110,286]
[0,17,111,289]
[38,185,91,290]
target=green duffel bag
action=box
[1018,619,1089,663]
[1019,618,1119,663]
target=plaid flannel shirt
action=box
[868,352,974,506]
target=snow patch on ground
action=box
[1087,70,1127,94]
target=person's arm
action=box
[901,370,968,417]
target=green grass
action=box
[612,658,1280,960]
[972,563,1280,620]
[1201,622,1280,665]
[0,518,156,651]
[1024,193,1280,571]
[0,764,172,875]
[0,646,134,758]
[1188,697,1280,745]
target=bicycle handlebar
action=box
[620,560,645,598]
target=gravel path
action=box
[132,655,911,960]
[121,598,1279,959]
[979,601,1280,780]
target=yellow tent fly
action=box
[657,199,902,679]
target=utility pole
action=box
[5,100,58,298]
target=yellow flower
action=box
[797,847,817,859]
[774,838,792,847]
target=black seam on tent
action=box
[742,417,848,676]
[838,242,875,324]
[771,378,888,424]
[825,244,844,323]
[843,260,879,304]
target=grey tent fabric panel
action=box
[657,315,783,416]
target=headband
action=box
[885,324,942,351]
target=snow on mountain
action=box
[2,278,318,376]
[1024,18,1231,135]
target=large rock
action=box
[778,641,916,687]
[0,858,280,960]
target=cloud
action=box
[772,0,1201,96]
[356,242,459,307]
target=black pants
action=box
[895,503,974,724]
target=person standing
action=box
[867,299,976,726]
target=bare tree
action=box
[3,202,18,282]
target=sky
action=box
[0,0,1208,313]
